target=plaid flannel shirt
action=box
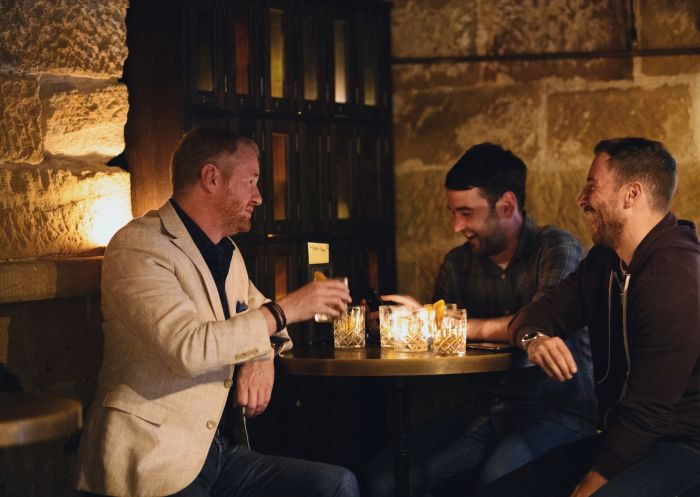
[434,214,597,427]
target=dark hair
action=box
[171,127,259,195]
[594,137,676,212]
[445,143,527,210]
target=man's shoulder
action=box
[442,242,472,264]
[535,224,584,252]
[107,210,168,250]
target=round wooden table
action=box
[279,346,530,497]
[0,392,83,448]
[279,345,522,376]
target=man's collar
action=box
[169,198,234,255]
[511,211,538,264]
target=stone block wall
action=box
[0,0,131,261]
[393,0,700,302]
[0,2,130,495]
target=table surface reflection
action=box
[279,345,524,376]
[0,392,83,448]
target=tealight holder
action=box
[393,308,430,352]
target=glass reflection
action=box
[336,134,350,219]
[269,9,285,98]
[302,16,318,101]
[274,256,288,300]
[233,6,250,95]
[368,251,379,289]
[362,25,377,106]
[196,8,214,92]
[333,19,348,103]
[272,132,288,221]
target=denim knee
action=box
[365,468,394,497]
[329,466,360,497]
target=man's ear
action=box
[623,181,642,208]
[200,163,219,193]
[497,191,518,218]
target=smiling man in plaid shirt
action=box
[367,143,597,497]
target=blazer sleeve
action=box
[101,228,273,378]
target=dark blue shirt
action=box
[170,198,235,318]
[170,198,246,443]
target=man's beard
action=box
[468,212,509,257]
[221,201,253,236]
[588,203,624,248]
[470,229,509,257]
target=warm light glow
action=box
[269,9,285,98]
[83,193,132,247]
[333,20,347,103]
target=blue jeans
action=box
[365,412,594,497]
[168,432,360,497]
[473,434,700,497]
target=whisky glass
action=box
[333,305,365,348]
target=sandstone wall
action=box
[0,0,131,260]
[0,2,130,495]
[393,0,700,302]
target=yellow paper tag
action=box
[307,242,330,265]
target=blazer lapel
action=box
[158,202,226,321]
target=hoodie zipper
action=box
[602,268,632,428]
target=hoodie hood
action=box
[628,213,700,275]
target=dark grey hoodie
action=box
[510,213,700,478]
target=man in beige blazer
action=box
[76,128,359,497]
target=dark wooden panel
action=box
[125,0,188,216]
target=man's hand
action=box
[278,279,351,324]
[527,336,578,381]
[570,470,608,497]
[234,358,274,417]
[380,294,421,309]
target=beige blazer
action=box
[76,202,291,497]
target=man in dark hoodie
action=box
[475,137,700,497]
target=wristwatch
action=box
[520,331,548,350]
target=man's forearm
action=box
[468,315,513,341]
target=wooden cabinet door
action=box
[263,0,296,113]
[225,0,262,111]
[189,0,226,110]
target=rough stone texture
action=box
[394,167,463,303]
[393,57,634,93]
[637,0,700,49]
[391,2,700,299]
[547,85,694,172]
[0,73,43,164]
[394,85,541,169]
[44,83,128,156]
[0,157,131,260]
[671,161,700,228]
[527,168,592,247]
[0,257,102,304]
[392,63,482,92]
[391,0,478,58]
[0,0,128,78]
[641,55,700,76]
[481,57,634,83]
[477,0,628,54]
